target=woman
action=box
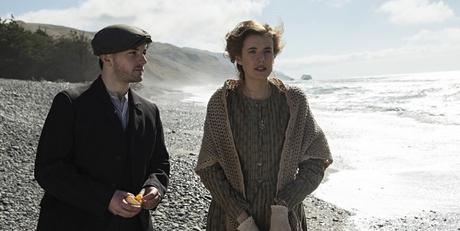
[195,20,332,231]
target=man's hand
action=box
[108,190,142,218]
[140,187,161,209]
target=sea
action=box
[181,70,460,220]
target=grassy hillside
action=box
[17,21,292,86]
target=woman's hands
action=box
[269,205,292,231]
[237,216,260,231]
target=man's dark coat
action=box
[35,77,170,231]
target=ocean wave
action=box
[396,110,460,126]
[306,86,366,95]
[318,104,459,125]
[313,98,460,125]
[366,105,406,112]
[443,90,460,102]
[299,73,460,126]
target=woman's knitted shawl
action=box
[195,78,332,196]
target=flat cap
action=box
[91,24,152,55]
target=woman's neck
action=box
[241,79,271,100]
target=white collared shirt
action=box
[108,91,129,130]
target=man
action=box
[34,25,170,231]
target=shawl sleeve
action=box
[274,86,332,208]
[274,158,325,209]
[195,89,221,172]
[195,87,250,219]
[196,164,250,219]
[295,86,333,166]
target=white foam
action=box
[312,102,460,218]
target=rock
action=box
[301,74,312,80]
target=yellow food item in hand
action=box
[135,194,143,202]
[126,194,142,206]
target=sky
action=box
[1,0,459,79]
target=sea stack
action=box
[301,74,312,80]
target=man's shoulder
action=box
[60,83,92,100]
[59,77,106,101]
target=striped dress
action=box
[197,84,325,230]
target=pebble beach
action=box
[0,79,350,231]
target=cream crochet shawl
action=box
[195,78,332,196]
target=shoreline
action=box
[2,78,458,230]
[311,109,460,230]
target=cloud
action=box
[278,48,422,68]
[277,27,460,71]
[378,0,455,25]
[15,0,268,52]
[404,27,460,46]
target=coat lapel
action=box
[128,90,145,189]
[90,76,124,132]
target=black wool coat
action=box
[34,77,170,231]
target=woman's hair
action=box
[225,20,284,80]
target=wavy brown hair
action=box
[225,20,284,80]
